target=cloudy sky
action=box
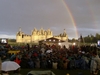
[0,0,100,39]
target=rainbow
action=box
[62,0,79,39]
[85,1,97,29]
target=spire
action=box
[40,27,43,30]
[63,29,66,36]
[17,27,22,36]
[33,27,37,31]
[19,27,21,32]
[64,29,66,33]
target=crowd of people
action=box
[0,43,100,75]
[8,44,99,69]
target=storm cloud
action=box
[0,0,100,39]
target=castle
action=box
[16,28,68,43]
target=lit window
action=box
[49,39,51,41]
[53,40,55,42]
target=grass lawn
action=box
[19,68,100,75]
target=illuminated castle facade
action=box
[16,28,68,43]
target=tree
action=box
[96,33,100,40]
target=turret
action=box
[16,27,23,42]
[63,29,67,37]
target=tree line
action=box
[68,33,100,43]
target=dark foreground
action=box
[12,69,100,75]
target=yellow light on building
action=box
[49,39,51,41]
[73,42,76,45]
[58,43,61,45]
[53,40,55,42]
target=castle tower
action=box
[62,29,68,41]
[39,28,45,40]
[31,28,39,43]
[47,29,53,38]
[16,27,23,43]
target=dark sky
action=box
[0,0,100,39]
